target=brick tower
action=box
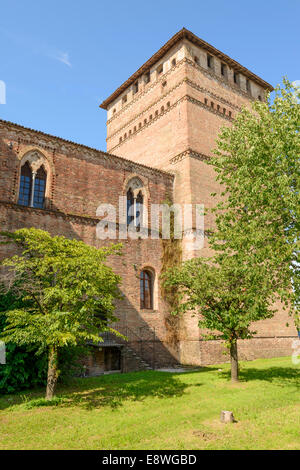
[100,28,272,253]
[100,28,296,364]
[101,28,271,199]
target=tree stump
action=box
[220,410,234,423]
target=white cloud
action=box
[52,51,72,67]
[0,27,72,68]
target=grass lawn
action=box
[0,356,299,450]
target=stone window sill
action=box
[140,309,158,314]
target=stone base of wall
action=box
[179,336,297,366]
[79,336,297,375]
[125,340,180,369]
[122,345,152,373]
[80,346,122,377]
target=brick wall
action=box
[0,120,181,368]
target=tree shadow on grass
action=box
[240,367,300,386]
[62,371,194,410]
[219,367,300,387]
[0,370,196,411]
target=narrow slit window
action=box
[127,189,134,226]
[33,166,46,209]
[18,162,32,207]
[233,72,239,86]
[136,191,143,231]
[144,71,150,84]
[246,79,251,94]
[140,270,153,309]
[207,54,213,69]
[133,82,139,94]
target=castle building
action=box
[0,29,296,375]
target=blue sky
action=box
[0,0,299,150]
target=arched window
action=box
[136,191,143,230]
[18,162,32,207]
[18,159,47,209]
[33,166,46,209]
[127,188,134,225]
[140,270,153,309]
[126,177,146,229]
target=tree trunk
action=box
[46,346,58,400]
[230,340,239,383]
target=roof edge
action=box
[100,28,274,110]
[0,118,174,179]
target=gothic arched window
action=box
[18,160,47,209]
[18,162,33,207]
[140,269,153,309]
[127,188,134,225]
[126,177,145,229]
[33,166,47,209]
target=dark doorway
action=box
[104,347,121,371]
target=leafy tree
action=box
[163,79,299,381]
[163,255,277,382]
[0,228,122,399]
[210,78,299,325]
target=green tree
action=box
[0,228,122,399]
[210,78,299,325]
[163,79,299,381]
[163,255,277,382]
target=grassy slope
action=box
[0,356,299,450]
